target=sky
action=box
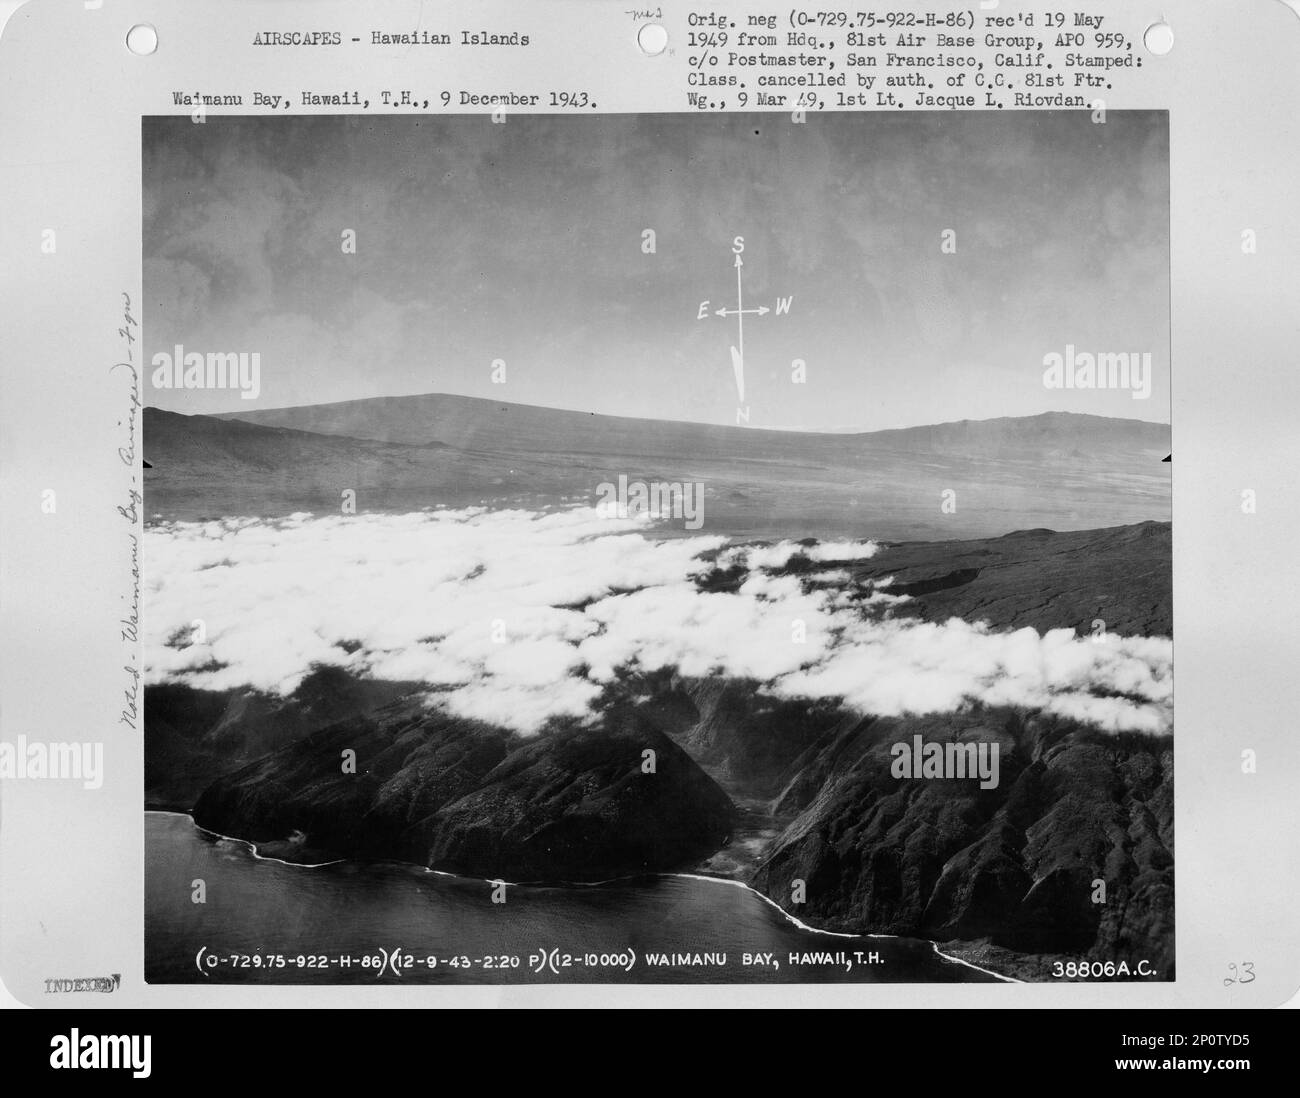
[143,111,1169,431]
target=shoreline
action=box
[147,809,1017,982]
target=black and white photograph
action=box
[139,110,1172,984]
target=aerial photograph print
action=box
[141,110,1172,985]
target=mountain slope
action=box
[746,708,1173,980]
[190,696,736,882]
[146,400,1170,539]
[216,392,1169,463]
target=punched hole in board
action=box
[637,23,668,56]
[1143,23,1174,56]
[126,24,158,56]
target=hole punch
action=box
[126,24,158,56]
[637,23,668,56]
[1143,22,1174,56]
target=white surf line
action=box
[423,867,523,887]
[672,872,1020,982]
[197,828,346,869]
[927,941,1020,983]
[671,872,880,939]
[151,811,1018,981]
[154,811,347,870]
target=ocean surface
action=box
[145,812,1000,984]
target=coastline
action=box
[146,809,1017,982]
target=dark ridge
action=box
[888,568,982,597]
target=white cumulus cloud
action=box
[144,506,1172,736]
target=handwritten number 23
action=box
[1224,962,1255,986]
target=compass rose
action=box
[697,237,792,410]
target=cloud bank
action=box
[144,507,1172,736]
